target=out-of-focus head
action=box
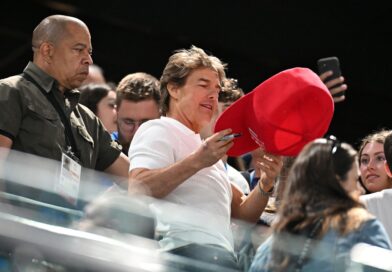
[32,15,93,90]
[79,84,117,133]
[384,132,392,176]
[116,72,161,146]
[83,64,106,85]
[358,129,392,193]
[116,72,161,107]
[218,78,244,113]
[160,45,226,116]
[284,136,359,204]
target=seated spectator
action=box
[358,129,392,193]
[250,136,391,272]
[79,83,117,133]
[82,64,106,85]
[112,72,161,155]
[129,46,282,270]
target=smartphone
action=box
[219,133,242,141]
[317,56,344,97]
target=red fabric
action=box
[214,67,334,156]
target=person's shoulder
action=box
[76,103,98,119]
[347,207,373,225]
[139,118,171,132]
[0,74,25,89]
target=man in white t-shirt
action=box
[128,46,282,270]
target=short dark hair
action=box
[79,84,113,114]
[384,131,392,171]
[116,72,160,109]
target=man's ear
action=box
[39,42,54,62]
[167,82,179,99]
[384,161,392,178]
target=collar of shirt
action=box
[23,61,80,111]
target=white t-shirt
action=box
[226,163,250,194]
[129,116,234,252]
[361,189,392,240]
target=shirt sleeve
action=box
[358,218,392,249]
[0,81,24,140]
[94,120,122,171]
[129,121,175,172]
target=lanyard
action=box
[22,73,80,161]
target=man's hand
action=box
[192,129,234,169]
[255,150,283,192]
[319,70,347,103]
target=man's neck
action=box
[33,59,66,95]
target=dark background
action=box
[1,0,391,149]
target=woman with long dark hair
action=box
[250,137,391,271]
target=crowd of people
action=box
[0,14,391,271]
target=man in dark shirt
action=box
[0,15,129,209]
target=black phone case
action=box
[317,57,344,98]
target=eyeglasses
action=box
[325,135,341,155]
[118,118,149,131]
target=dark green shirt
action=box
[0,62,121,171]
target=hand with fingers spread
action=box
[192,129,234,169]
[254,150,283,192]
[319,71,348,103]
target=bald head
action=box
[32,15,88,53]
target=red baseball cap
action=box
[214,67,334,156]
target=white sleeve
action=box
[128,122,175,171]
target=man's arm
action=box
[231,152,283,223]
[104,152,130,178]
[0,134,12,164]
[129,129,233,198]
[0,134,13,191]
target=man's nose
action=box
[84,53,93,65]
[209,89,219,100]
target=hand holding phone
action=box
[317,56,346,99]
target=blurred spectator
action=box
[384,131,392,177]
[129,46,282,270]
[112,72,160,155]
[358,129,392,193]
[79,83,117,133]
[0,15,129,210]
[82,64,106,85]
[250,137,391,271]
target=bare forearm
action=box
[235,185,270,223]
[231,174,273,223]
[129,153,203,198]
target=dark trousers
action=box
[168,243,240,271]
